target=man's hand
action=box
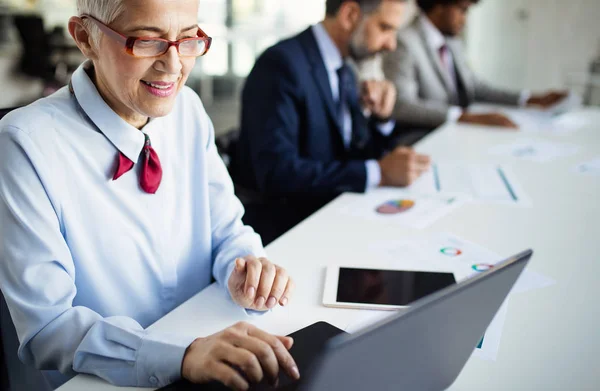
[458,112,518,129]
[182,322,300,390]
[228,256,295,311]
[361,80,397,119]
[378,147,431,187]
[527,90,569,108]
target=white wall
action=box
[466,0,600,92]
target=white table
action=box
[58,108,600,391]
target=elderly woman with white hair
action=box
[0,0,300,390]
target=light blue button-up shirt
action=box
[0,63,265,389]
[311,23,395,189]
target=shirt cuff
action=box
[447,106,463,122]
[376,120,396,136]
[136,331,197,387]
[519,90,531,107]
[225,260,237,289]
[365,160,381,189]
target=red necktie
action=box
[113,133,163,194]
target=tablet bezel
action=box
[322,265,457,310]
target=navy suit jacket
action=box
[234,27,396,203]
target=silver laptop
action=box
[161,250,532,391]
[298,249,532,391]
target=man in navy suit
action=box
[234,0,431,243]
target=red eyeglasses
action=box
[81,14,212,58]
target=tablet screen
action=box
[336,268,456,306]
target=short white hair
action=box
[77,0,126,45]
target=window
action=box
[197,0,325,76]
[23,0,325,77]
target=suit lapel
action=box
[416,20,454,94]
[446,40,475,102]
[297,28,342,133]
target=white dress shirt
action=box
[420,15,530,122]
[0,63,264,389]
[312,23,395,189]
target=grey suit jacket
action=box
[383,15,522,129]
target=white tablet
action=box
[323,265,457,310]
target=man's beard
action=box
[441,28,458,38]
[348,21,374,61]
[440,20,462,38]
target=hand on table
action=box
[228,256,295,311]
[458,112,518,129]
[527,90,569,108]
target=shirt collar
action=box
[311,23,344,74]
[420,14,446,51]
[70,61,149,163]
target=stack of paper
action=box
[408,161,530,206]
[574,157,600,176]
[335,190,469,229]
[489,139,580,163]
[344,233,555,361]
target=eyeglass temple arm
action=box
[81,15,127,45]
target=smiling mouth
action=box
[141,80,175,90]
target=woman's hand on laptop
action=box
[181,322,300,390]
[228,256,295,311]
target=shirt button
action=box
[149,376,159,385]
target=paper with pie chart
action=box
[335,190,469,229]
[407,161,530,206]
[573,157,600,176]
[489,139,580,163]
[367,233,555,294]
[355,233,555,361]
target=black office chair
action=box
[0,303,8,391]
[0,107,51,391]
[13,15,56,81]
[12,15,80,96]
[0,108,17,120]
[0,293,51,391]
[219,129,326,245]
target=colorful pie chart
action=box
[472,264,494,273]
[376,199,415,215]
